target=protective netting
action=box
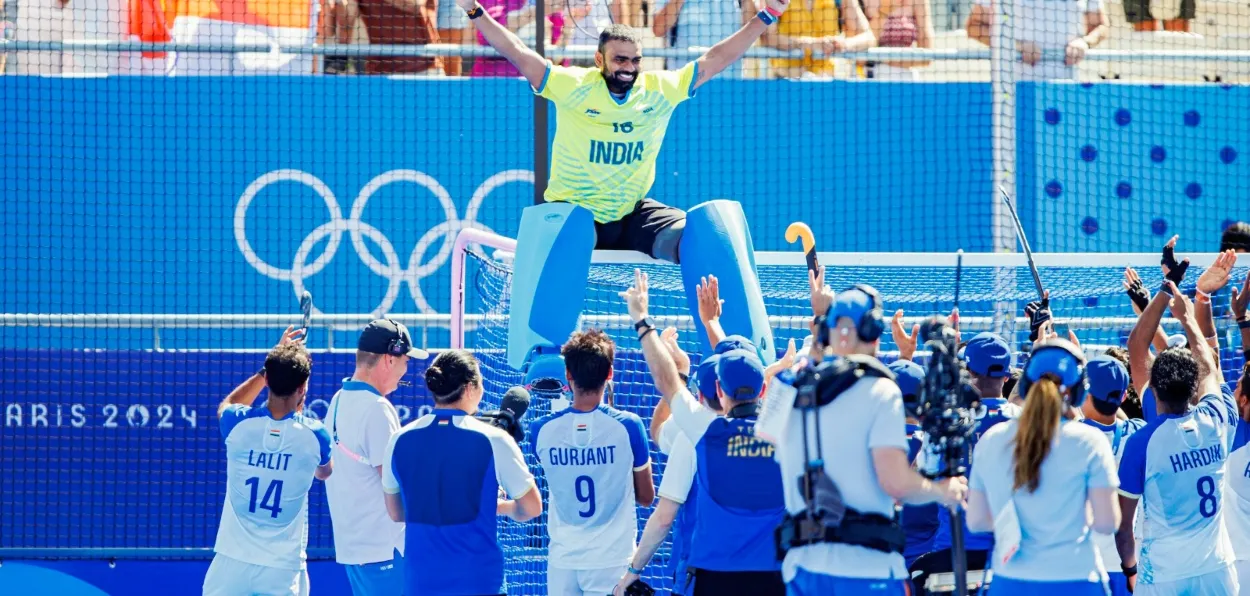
[461,249,1250,593]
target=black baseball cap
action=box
[357,319,429,359]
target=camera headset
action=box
[817,284,885,347]
[1015,339,1088,410]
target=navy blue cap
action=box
[1086,356,1129,405]
[715,349,765,400]
[963,332,1011,378]
[695,354,722,400]
[715,335,766,363]
[357,319,429,359]
[524,354,568,393]
[888,360,925,401]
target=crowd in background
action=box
[3,0,1249,79]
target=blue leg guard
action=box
[678,200,775,363]
[506,202,596,371]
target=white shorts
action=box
[203,553,310,596]
[547,564,628,596]
[1137,565,1239,596]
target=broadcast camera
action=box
[475,386,530,444]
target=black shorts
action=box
[692,569,786,596]
[593,198,686,259]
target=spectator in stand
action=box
[1122,0,1192,33]
[437,0,469,74]
[320,0,361,74]
[651,0,752,79]
[13,0,83,73]
[0,0,12,72]
[966,0,1108,80]
[471,0,569,77]
[1223,223,1250,254]
[564,0,640,68]
[861,0,933,80]
[356,0,443,74]
[762,0,875,79]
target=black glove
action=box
[622,579,656,596]
[1024,295,1051,342]
[1125,276,1150,311]
[1161,243,1190,285]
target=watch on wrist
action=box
[678,372,690,385]
[634,316,656,332]
[466,3,484,18]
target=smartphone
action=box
[1053,320,1071,338]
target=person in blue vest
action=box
[1078,356,1144,596]
[623,269,787,595]
[889,359,941,569]
[616,354,721,596]
[910,331,1017,593]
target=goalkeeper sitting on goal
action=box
[456,0,792,262]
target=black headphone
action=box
[1017,340,1087,408]
[385,318,408,356]
[850,284,885,342]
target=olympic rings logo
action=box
[235,168,533,316]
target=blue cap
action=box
[1086,356,1129,405]
[524,354,568,393]
[715,335,756,354]
[963,332,1011,378]
[715,349,766,400]
[695,354,722,401]
[825,288,875,330]
[888,360,925,401]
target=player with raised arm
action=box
[204,327,332,596]
[529,329,655,596]
[1116,281,1239,595]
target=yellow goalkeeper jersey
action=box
[535,61,699,224]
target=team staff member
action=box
[205,327,333,596]
[454,0,790,262]
[966,339,1121,595]
[888,359,941,569]
[1222,364,1250,595]
[530,329,654,596]
[772,285,965,594]
[1078,356,1144,596]
[383,350,542,596]
[324,319,426,595]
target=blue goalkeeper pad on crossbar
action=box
[679,200,775,363]
[507,202,596,371]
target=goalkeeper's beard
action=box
[601,67,637,96]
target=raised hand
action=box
[890,309,919,361]
[620,269,650,322]
[1024,290,1052,342]
[1161,235,1190,286]
[1123,267,1150,312]
[809,265,834,317]
[1232,273,1250,322]
[277,325,306,347]
[761,0,789,16]
[697,276,723,323]
[1166,281,1193,322]
[1197,249,1237,296]
[660,327,692,375]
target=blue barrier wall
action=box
[3,77,1248,351]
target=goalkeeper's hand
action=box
[760,0,789,16]
[1024,290,1051,342]
[1161,235,1190,286]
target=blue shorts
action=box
[344,551,404,596]
[786,568,909,595]
[989,576,1109,596]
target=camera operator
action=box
[758,281,968,593]
[964,338,1121,595]
[910,331,1015,592]
[381,349,542,596]
[888,359,941,569]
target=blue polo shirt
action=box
[382,409,535,595]
[927,397,1017,554]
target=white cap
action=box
[1166,334,1188,349]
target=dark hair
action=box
[597,24,643,55]
[1002,368,1022,402]
[264,343,313,398]
[562,329,615,393]
[1220,222,1250,252]
[425,350,482,405]
[1103,346,1144,417]
[1150,348,1199,411]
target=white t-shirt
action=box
[658,432,697,505]
[323,379,405,565]
[974,0,1103,80]
[531,404,651,569]
[214,405,331,570]
[756,376,911,583]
